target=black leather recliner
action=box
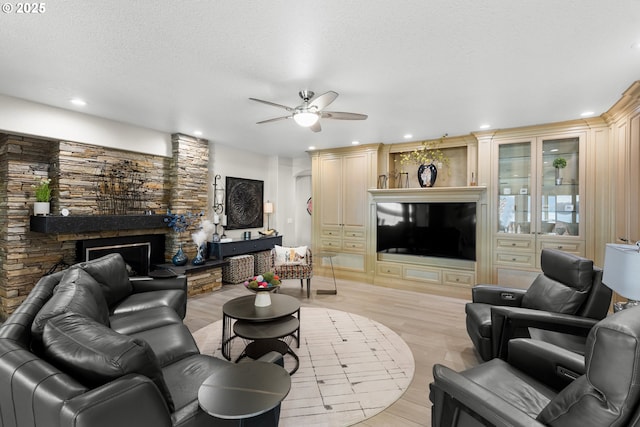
[431,305,640,427]
[465,249,611,361]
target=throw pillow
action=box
[32,267,110,347]
[42,312,175,412]
[78,253,132,307]
[274,245,307,266]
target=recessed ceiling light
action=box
[479,124,491,130]
[403,134,413,139]
[352,140,360,145]
[308,146,316,150]
[70,98,86,106]
[193,130,203,136]
[632,42,640,50]
[580,111,595,117]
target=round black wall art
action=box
[225,177,264,230]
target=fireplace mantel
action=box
[30,215,168,234]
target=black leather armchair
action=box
[431,306,640,427]
[465,249,611,361]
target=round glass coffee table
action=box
[221,293,300,360]
[198,361,290,422]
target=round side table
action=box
[198,361,290,422]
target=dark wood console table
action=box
[208,235,282,260]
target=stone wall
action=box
[0,133,209,319]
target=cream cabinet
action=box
[490,130,590,287]
[311,145,379,277]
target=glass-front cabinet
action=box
[494,133,585,280]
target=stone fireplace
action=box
[0,133,209,319]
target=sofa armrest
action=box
[130,276,187,294]
[61,374,172,427]
[430,364,544,427]
[491,306,597,359]
[508,338,585,391]
[472,285,526,306]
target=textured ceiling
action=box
[1,1,639,157]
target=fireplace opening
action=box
[77,234,165,277]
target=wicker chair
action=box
[272,248,313,298]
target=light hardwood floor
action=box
[183,276,482,426]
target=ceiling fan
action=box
[249,90,367,132]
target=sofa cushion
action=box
[31,268,110,346]
[129,323,200,368]
[78,253,132,307]
[42,312,175,412]
[110,289,186,318]
[522,275,589,315]
[110,306,183,336]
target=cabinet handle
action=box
[511,243,516,246]
[512,258,517,261]
[557,246,563,249]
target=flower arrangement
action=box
[31,176,52,202]
[164,210,204,233]
[244,272,281,290]
[397,134,450,172]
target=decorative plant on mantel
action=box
[31,176,52,202]
[396,134,451,188]
[397,134,451,171]
[553,157,567,185]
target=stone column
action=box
[166,134,209,261]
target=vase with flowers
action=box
[397,135,450,188]
[31,176,52,216]
[244,272,281,307]
[164,210,204,266]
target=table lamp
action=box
[603,242,640,311]
[264,201,274,232]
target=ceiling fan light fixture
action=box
[293,111,319,127]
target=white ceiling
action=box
[1,1,639,158]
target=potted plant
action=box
[553,157,567,185]
[31,176,52,216]
[397,135,450,188]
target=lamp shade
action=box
[293,111,319,127]
[264,202,274,214]
[603,243,640,300]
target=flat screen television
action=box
[376,202,476,261]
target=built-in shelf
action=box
[30,214,168,234]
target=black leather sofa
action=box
[0,253,285,427]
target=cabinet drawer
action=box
[443,270,475,287]
[377,262,402,277]
[342,240,365,253]
[320,238,341,250]
[403,266,441,284]
[495,237,533,250]
[321,228,341,238]
[538,240,584,255]
[343,229,365,239]
[495,251,535,267]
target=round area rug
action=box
[192,307,415,426]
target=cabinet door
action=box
[538,137,582,237]
[496,141,534,235]
[342,154,368,228]
[319,156,343,227]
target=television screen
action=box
[376,202,476,261]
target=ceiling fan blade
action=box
[310,121,322,133]
[308,91,338,110]
[256,115,291,124]
[249,98,294,112]
[321,111,368,120]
